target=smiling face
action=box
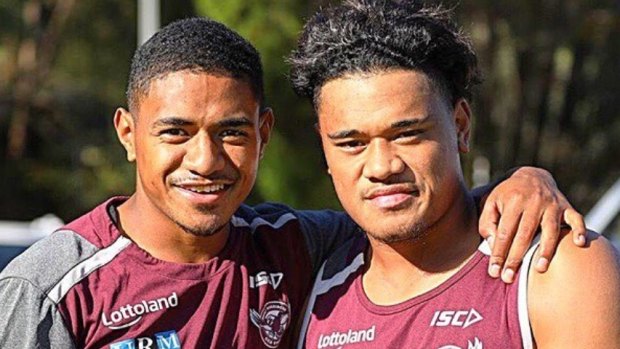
[115,70,272,237]
[317,69,471,243]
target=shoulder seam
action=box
[0,275,52,296]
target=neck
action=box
[116,194,230,264]
[363,188,479,305]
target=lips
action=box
[364,184,419,209]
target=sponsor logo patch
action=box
[250,300,291,348]
[430,308,483,329]
[317,325,376,348]
[102,292,179,330]
[109,330,181,349]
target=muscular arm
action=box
[529,231,620,348]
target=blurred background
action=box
[0,0,618,262]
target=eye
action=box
[335,140,366,153]
[157,128,190,143]
[159,128,188,137]
[220,129,245,137]
[394,129,423,141]
[220,129,249,144]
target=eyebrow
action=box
[326,116,429,140]
[152,117,193,128]
[151,116,253,129]
[327,129,360,139]
[390,116,429,128]
[216,116,253,128]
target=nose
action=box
[184,132,226,176]
[362,138,405,181]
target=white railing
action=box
[0,214,63,246]
[585,178,620,248]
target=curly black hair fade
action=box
[127,17,265,113]
[288,0,481,109]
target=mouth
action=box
[177,183,229,194]
[172,181,234,205]
[365,184,419,210]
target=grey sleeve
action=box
[0,277,76,349]
[296,210,361,275]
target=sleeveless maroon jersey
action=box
[299,236,537,349]
[0,197,359,348]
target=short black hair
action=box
[127,17,265,113]
[288,0,481,108]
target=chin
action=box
[171,213,228,238]
[365,220,429,245]
[178,221,227,237]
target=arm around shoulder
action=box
[297,209,360,274]
[528,231,620,349]
[0,277,76,348]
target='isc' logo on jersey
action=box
[430,309,483,329]
[249,271,284,290]
[109,330,181,349]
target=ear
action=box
[258,108,275,159]
[114,107,137,162]
[313,122,320,135]
[453,99,472,153]
[313,122,331,175]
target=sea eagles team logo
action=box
[250,300,291,348]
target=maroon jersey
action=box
[299,236,538,349]
[0,197,359,348]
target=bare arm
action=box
[529,231,620,348]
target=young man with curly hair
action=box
[289,1,620,348]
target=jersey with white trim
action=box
[0,197,359,349]
[299,235,539,349]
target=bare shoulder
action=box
[528,230,620,348]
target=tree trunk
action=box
[6,0,76,159]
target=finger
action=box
[501,208,544,283]
[563,208,587,246]
[535,206,562,273]
[478,199,500,278]
[478,199,500,241]
[488,204,522,279]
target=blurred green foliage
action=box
[0,0,618,230]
